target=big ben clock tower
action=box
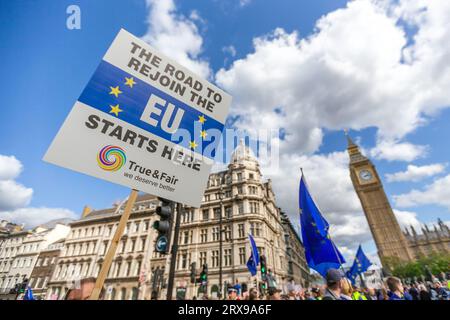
[346,133,414,267]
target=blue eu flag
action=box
[346,245,372,284]
[24,286,35,300]
[246,234,260,276]
[299,174,345,277]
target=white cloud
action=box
[0,207,77,228]
[216,0,450,155]
[222,45,237,57]
[0,153,76,227]
[0,180,33,211]
[386,163,446,182]
[239,0,252,8]
[370,140,428,162]
[394,174,450,209]
[0,155,23,180]
[0,155,33,211]
[142,0,210,79]
[393,209,422,231]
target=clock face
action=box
[359,169,373,181]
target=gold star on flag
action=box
[109,104,123,117]
[200,130,207,139]
[189,141,198,150]
[109,86,122,98]
[125,77,136,88]
[198,115,206,124]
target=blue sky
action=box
[1,0,450,262]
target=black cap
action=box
[326,268,344,284]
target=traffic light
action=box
[260,255,267,281]
[199,263,208,285]
[153,198,174,254]
[19,278,28,294]
[190,262,196,284]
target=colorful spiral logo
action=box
[97,145,126,172]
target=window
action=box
[211,250,219,267]
[119,241,125,253]
[179,251,188,270]
[138,237,146,251]
[199,252,207,267]
[212,227,219,241]
[225,206,232,218]
[115,262,122,277]
[124,261,131,277]
[249,186,257,195]
[135,260,142,276]
[237,186,243,195]
[249,173,254,180]
[131,287,139,300]
[225,190,232,198]
[183,231,189,245]
[237,172,242,181]
[239,247,246,265]
[238,202,244,214]
[204,194,210,202]
[129,239,136,252]
[213,208,221,219]
[202,210,209,221]
[200,229,208,243]
[250,223,262,237]
[224,249,232,266]
[238,224,245,238]
[250,202,259,213]
[120,288,127,300]
[224,226,231,241]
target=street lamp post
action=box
[218,176,224,299]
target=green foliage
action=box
[385,254,450,280]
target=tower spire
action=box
[344,130,367,164]
[344,129,357,148]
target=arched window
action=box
[120,288,127,300]
[210,284,219,298]
[131,287,139,300]
[110,288,116,300]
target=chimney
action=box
[81,206,92,218]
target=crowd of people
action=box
[196,269,450,301]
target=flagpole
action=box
[300,168,346,275]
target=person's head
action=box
[268,288,281,300]
[341,278,353,296]
[227,288,237,300]
[386,276,404,293]
[311,287,321,298]
[288,289,296,297]
[433,280,442,289]
[304,290,312,299]
[249,288,259,300]
[326,269,345,293]
[367,288,375,296]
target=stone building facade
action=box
[0,222,70,299]
[150,141,310,299]
[46,195,159,300]
[404,219,450,259]
[29,240,65,299]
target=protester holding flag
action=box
[299,173,345,277]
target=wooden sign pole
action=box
[88,189,139,300]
